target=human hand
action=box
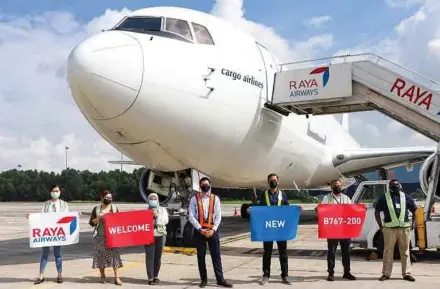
[299,205,304,211]
[246,207,251,214]
[207,230,215,238]
[200,229,209,237]
[78,212,83,217]
[25,213,29,219]
[153,211,158,217]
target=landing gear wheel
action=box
[241,203,251,219]
[182,222,196,248]
[376,231,401,259]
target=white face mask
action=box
[51,191,60,199]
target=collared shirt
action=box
[42,199,69,213]
[188,192,221,231]
[321,193,351,204]
[257,189,289,206]
[375,191,417,223]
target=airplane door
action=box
[256,43,279,102]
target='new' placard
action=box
[250,205,300,242]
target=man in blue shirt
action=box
[374,179,417,282]
[188,177,233,288]
[249,173,292,286]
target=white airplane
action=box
[66,6,437,246]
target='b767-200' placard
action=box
[317,204,367,239]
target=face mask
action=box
[103,199,112,205]
[269,181,277,189]
[149,200,158,207]
[332,187,342,194]
[200,185,210,193]
[51,191,60,199]
[390,184,400,193]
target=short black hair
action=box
[267,173,279,181]
[199,177,211,185]
[330,179,341,185]
[50,184,60,191]
[390,179,400,184]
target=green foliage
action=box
[0,168,145,202]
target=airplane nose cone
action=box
[67,31,144,119]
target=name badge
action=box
[396,203,400,209]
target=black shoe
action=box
[403,275,415,282]
[343,272,356,280]
[379,275,390,281]
[259,276,269,285]
[327,274,334,281]
[148,279,155,285]
[217,280,233,287]
[34,278,44,285]
[199,280,207,288]
[153,277,160,283]
[281,276,292,285]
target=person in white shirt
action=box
[31,184,69,285]
[318,179,356,281]
[144,193,169,285]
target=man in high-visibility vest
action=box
[318,179,356,281]
[248,173,292,286]
[188,177,233,288]
[374,179,417,282]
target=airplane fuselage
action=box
[67,7,360,189]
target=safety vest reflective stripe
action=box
[196,193,215,229]
[265,190,282,206]
[384,191,409,228]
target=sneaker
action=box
[343,272,356,280]
[327,274,334,281]
[281,276,292,285]
[259,276,269,285]
[378,275,390,281]
[403,275,415,282]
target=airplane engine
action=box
[419,153,440,202]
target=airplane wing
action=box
[333,146,436,176]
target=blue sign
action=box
[250,205,300,242]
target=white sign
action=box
[272,63,353,104]
[28,212,80,248]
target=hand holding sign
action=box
[317,204,366,239]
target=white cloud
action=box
[386,0,424,8]
[304,15,332,28]
[0,8,140,173]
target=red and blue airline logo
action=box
[57,216,78,235]
[310,66,330,87]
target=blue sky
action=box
[0,0,438,173]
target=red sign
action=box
[317,204,367,239]
[104,210,155,248]
[390,78,433,111]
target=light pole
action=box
[65,146,69,170]
[120,152,123,171]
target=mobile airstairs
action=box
[266,53,440,222]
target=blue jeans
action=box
[39,246,62,274]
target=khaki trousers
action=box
[382,227,412,277]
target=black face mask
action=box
[332,187,342,194]
[103,199,112,205]
[269,181,277,189]
[390,184,400,194]
[200,185,210,193]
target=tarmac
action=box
[1,202,440,288]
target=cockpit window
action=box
[114,17,162,32]
[192,23,214,45]
[165,18,193,41]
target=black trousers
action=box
[263,241,288,278]
[194,229,224,282]
[327,239,351,275]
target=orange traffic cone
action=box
[234,207,238,216]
